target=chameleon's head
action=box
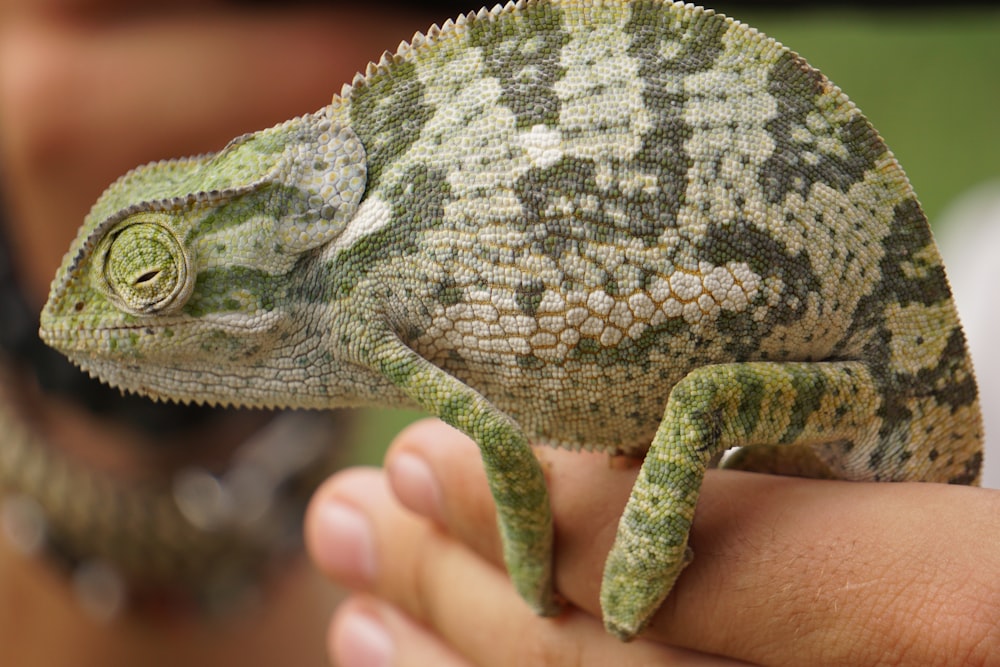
[39,111,367,406]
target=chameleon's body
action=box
[40,0,982,638]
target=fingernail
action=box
[315,501,377,584]
[335,609,394,667]
[388,453,444,524]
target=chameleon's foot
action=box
[510,568,561,619]
[605,619,639,643]
[515,566,561,617]
[535,595,564,618]
[599,543,693,641]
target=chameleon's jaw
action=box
[39,317,197,404]
[39,327,284,409]
[39,290,278,403]
[39,295,372,411]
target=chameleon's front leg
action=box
[602,361,879,640]
[368,334,558,616]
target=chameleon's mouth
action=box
[40,308,276,349]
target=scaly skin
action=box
[40,0,982,639]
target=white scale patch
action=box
[675,40,778,236]
[516,125,564,168]
[554,10,647,164]
[326,197,392,256]
[418,259,762,367]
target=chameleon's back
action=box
[330,0,981,480]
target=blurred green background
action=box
[353,5,1000,465]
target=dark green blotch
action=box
[515,354,546,371]
[565,318,686,370]
[625,1,727,74]
[349,60,433,190]
[840,197,953,367]
[469,1,569,129]
[700,217,820,342]
[950,451,982,485]
[511,154,682,260]
[515,280,545,316]
[603,277,619,297]
[760,50,884,205]
[513,156,595,260]
[184,266,283,317]
[506,1,721,258]
[879,198,951,308]
[779,368,827,443]
[918,328,979,411]
[622,2,727,246]
[733,368,767,436]
[187,184,317,246]
[326,163,451,300]
[435,277,464,307]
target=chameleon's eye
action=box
[102,219,191,314]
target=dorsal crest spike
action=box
[341,0,545,95]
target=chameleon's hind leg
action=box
[600,361,879,640]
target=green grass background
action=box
[352,6,1000,466]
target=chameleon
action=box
[39,0,983,640]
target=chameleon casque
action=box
[39,0,983,639]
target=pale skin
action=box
[307,418,1000,667]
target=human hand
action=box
[307,418,1000,666]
